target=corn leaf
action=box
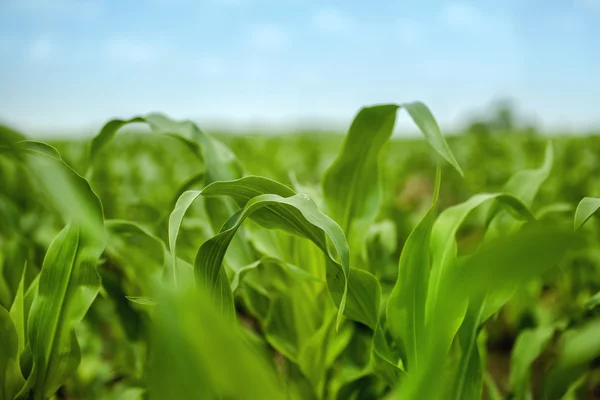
[195,192,357,327]
[148,285,291,400]
[543,318,600,400]
[0,305,24,400]
[322,103,462,263]
[15,144,107,398]
[386,165,441,372]
[574,197,600,230]
[510,326,555,400]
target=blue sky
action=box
[1,0,599,135]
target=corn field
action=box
[1,102,599,399]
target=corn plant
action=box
[0,101,596,400]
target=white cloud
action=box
[312,7,354,35]
[27,37,54,61]
[246,24,288,52]
[106,39,163,65]
[442,3,484,31]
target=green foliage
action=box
[0,100,599,399]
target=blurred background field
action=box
[2,0,600,398]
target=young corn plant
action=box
[0,102,590,400]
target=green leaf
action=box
[230,257,321,294]
[401,101,463,176]
[387,165,441,372]
[322,104,399,240]
[195,192,355,327]
[20,141,105,241]
[125,296,157,306]
[186,176,380,329]
[400,225,581,399]
[427,192,535,324]
[148,285,292,400]
[485,141,553,239]
[451,225,583,297]
[23,223,105,398]
[584,291,600,311]
[14,143,107,398]
[322,103,462,262]
[105,219,167,293]
[298,308,338,397]
[0,305,24,400]
[574,197,600,230]
[543,318,600,400]
[9,266,27,364]
[510,326,554,400]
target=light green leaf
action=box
[543,318,600,400]
[189,176,380,329]
[23,223,105,399]
[401,101,463,176]
[322,103,462,261]
[510,326,554,400]
[194,192,355,326]
[0,305,24,400]
[387,165,441,372]
[574,197,600,230]
[485,141,553,239]
[584,291,600,311]
[105,219,167,293]
[9,265,27,363]
[230,257,321,293]
[400,225,581,399]
[298,311,338,398]
[427,192,535,324]
[125,296,157,306]
[322,104,399,239]
[148,285,292,400]
[14,143,107,398]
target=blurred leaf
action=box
[0,305,24,400]
[574,197,600,230]
[148,285,292,400]
[427,192,534,325]
[584,291,600,311]
[8,267,27,363]
[485,141,553,239]
[105,219,167,294]
[510,326,554,400]
[14,142,107,398]
[126,296,157,306]
[543,318,600,400]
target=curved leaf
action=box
[322,104,399,237]
[171,176,381,329]
[14,143,107,398]
[401,101,463,176]
[427,192,535,323]
[574,197,600,230]
[194,192,353,326]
